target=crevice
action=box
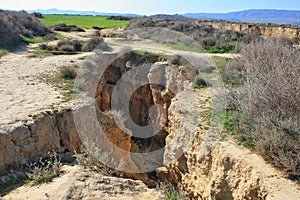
[94,51,177,185]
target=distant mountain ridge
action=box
[27,8,139,17]
[183,9,300,25]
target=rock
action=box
[194,20,300,44]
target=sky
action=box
[0,0,299,15]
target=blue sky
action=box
[0,0,299,15]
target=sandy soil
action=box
[0,44,92,133]
[3,165,163,200]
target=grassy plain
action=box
[41,15,129,29]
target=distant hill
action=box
[151,14,188,20]
[28,8,139,17]
[183,9,300,25]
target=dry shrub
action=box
[0,10,51,46]
[57,39,82,52]
[225,38,300,181]
[226,38,300,119]
[58,44,75,52]
[31,12,44,19]
[39,44,55,51]
[60,66,77,79]
[81,37,104,52]
[53,23,85,32]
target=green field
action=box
[41,15,129,29]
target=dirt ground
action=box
[3,165,163,200]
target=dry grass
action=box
[223,38,300,182]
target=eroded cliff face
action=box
[0,110,81,175]
[195,20,300,44]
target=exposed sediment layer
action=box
[0,110,80,175]
[194,20,300,44]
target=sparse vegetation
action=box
[20,35,45,44]
[194,77,209,89]
[74,145,111,175]
[127,17,257,51]
[21,33,63,44]
[160,183,185,200]
[58,65,78,102]
[165,188,185,200]
[31,46,55,57]
[38,65,78,102]
[169,42,203,52]
[26,152,62,185]
[0,49,9,57]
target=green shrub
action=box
[165,188,185,200]
[194,77,209,89]
[0,49,9,57]
[160,183,185,200]
[205,44,235,53]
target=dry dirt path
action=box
[105,38,238,58]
